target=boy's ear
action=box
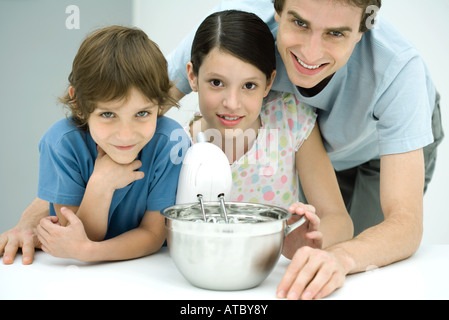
[186,62,198,92]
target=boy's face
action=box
[187,47,275,141]
[88,87,159,164]
[275,0,363,89]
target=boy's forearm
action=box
[76,180,114,241]
[79,227,165,262]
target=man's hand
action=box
[277,246,349,300]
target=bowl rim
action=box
[161,201,292,224]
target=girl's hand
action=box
[37,207,91,261]
[91,146,144,192]
[282,203,323,259]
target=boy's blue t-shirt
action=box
[167,0,436,171]
[37,116,190,239]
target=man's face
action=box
[275,0,363,89]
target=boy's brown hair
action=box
[60,25,177,131]
[273,0,382,33]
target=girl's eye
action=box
[136,111,150,117]
[243,82,257,90]
[101,112,115,118]
[210,79,223,87]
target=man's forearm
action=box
[21,198,50,226]
[328,212,422,275]
[319,211,354,249]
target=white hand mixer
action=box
[176,132,233,222]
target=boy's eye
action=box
[136,111,150,117]
[101,112,115,118]
[210,79,223,87]
[243,82,257,90]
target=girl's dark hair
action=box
[190,10,276,79]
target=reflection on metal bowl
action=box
[161,202,306,291]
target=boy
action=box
[35,26,188,262]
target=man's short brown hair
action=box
[273,0,382,32]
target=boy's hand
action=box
[282,203,323,259]
[37,207,91,261]
[91,147,145,192]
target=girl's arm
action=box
[38,207,166,262]
[292,125,353,252]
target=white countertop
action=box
[1,245,448,300]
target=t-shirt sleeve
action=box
[145,126,191,212]
[37,130,87,206]
[277,93,317,152]
[374,54,434,156]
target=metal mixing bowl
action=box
[161,201,306,291]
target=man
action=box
[1,0,444,299]
[166,0,443,299]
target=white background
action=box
[0,0,447,244]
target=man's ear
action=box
[186,62,199,92]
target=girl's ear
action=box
[68,86,75,99]
[264,70,277,97]
[186,62,199,92]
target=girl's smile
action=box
[187,47,275,142]
[217,113,245,127]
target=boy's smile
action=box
[275,0,363,90]
[87,87,159,165]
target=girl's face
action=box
[187,48,275,141]
[87,87,159,164]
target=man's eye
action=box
[136,111,150,117]
[295,20,308,28]
[329,31,344,37]
[101,112,114,118]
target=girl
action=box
[36,26,189,262]
[185,10,353,258]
